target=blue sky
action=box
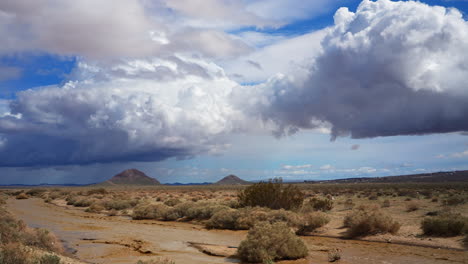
[1,0,468,184]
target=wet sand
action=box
[7,198,468,264]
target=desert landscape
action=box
[2,0,468,263]
[1,169,467,264]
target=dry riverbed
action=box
[7,198,468,264]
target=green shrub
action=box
[132,204,170,220]
[206,209,241,230]
[296,212,330,235]
[237,222,308,263]
[104,199,138,210]
[164,198,182,207]
[36,254,61,264]
[238,178,304,210]
[344,206,400,238]
[421,212,468,236]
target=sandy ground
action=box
[7,198,468,264]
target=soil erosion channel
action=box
[7,198,467,264]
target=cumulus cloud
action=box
[246,0,468,139]
[0,56,244,166]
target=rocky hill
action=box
[100,169,160,185]
[214,175,250,185]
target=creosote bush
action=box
[238,178,304,210]
[237,222,308,263]
[303,197,334,212]
[421,212,468,236]
[296,212,330,235]
[344,205,400,238]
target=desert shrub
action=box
[237,222,308,263]
[164,198,181,207]
[296,212,330,235]
[184,202,229,220]
[86,188,108,196]
[26,189,47,197]
[0,243,32,264]
[443,195,466,206]
[170,202,195,218]
[16,193,29,200]
[37,254,61,264]
[135,258,175,264]
[238,178,304,210]
[304,197,334,212]
[406,201,420,212]
[206,209,241,230]
[132,204,170,220]
[382,199,391,208]
[344,199,354,210]
[421,212,468,236]
[104,199,138,210]
[65,196,77,205]
[328,248,341,262]
[344,206,400,238]
[73,199,93,207]
[233,208,299,230]
[24,228,63,253]
[0,209,27,244]
[85,202,105,213]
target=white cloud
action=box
[246,0,468,138]
[357,167,377,173]
[0,55,246,166]
[320,164,334,170]
[282,164,312,170]
[451,150,468,158]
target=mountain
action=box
[100,169,161,186]
[306,170,468,184]
[214,175,250,185]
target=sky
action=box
[1,0,468,184]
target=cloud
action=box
[246,0,468,139]
[0,56,245,166]
[320,164,334,170]
[451,150,468,158]
[0,0,256,59]
[351,144,360,150]
[282,164,312,170]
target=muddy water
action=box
[7,198,468,264]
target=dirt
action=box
[7,198,468,264]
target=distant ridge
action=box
[100,169,160,186]
[214,175,250,185]
[306,170,468,184]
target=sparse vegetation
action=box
[344,205,400,238]
[238,178,305,210]
[237,222,308,263]
[303,197,334,212]
[421,212,468,236]
[296,212,330,235]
